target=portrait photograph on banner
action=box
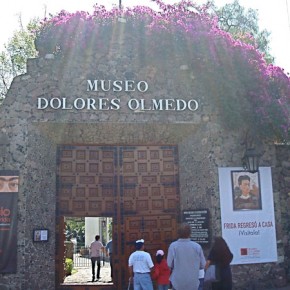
[231,170,262,211]
[0,170,19,273]
[218,167,277,265]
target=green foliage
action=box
[0,51,11,103]
[65,218,85,244]
[212,0,274,63]
[0,18,39,99]
[66,218,85,232]
[65,258,73,276]
[108,219,113,239]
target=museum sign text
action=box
[37,79,199,112]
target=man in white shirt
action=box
[128,239,154,290]
[89,235,104,282]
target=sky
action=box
[0,0,290,73]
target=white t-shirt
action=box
[128,250,154,273]
[199,269,205,279]
[90,240,103,257]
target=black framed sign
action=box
[33,229,49,242]
[183,209,209,245]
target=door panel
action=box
[56,145,179,290]
[120,146,179,215]
[57,146,118,216]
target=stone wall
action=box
[273,145,290,286]
[0,24,289,289]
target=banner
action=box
[0,170,19,273]
[218,167,277,265]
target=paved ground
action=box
[64,262,113,286]
[64,265,290,289]
[64,257,290,290]
[266,286,290,290]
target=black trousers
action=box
[109,253,113,278]
[91,257,101,279]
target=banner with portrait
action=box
[218,167,277,265]
[0,170,19,273]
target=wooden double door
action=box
[56,145,180,290]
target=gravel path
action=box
[64,262,113,286]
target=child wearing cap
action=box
[152,250,171,290]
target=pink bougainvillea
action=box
[34,0,290,142]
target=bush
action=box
[65,258,73,276]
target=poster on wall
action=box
[0,170,19,273]
[33,229,49,242]
[218,167,277,265]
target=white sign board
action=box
[218,167,277,265]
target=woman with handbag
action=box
[205,237,233,290]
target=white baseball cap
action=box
[136,239,144,244]
[156,250,164,256]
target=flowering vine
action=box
[34,0,290,142]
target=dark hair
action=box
[95,235,100,241]
[178,223,191,239]
[238,175,250,185]
[210,237,233,266]
[135,242,144,250]
[156,254,163,264]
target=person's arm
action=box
[105,243,110,256]
[146,254,154,272]
[128,266,133,282]
[205,259,211,270]
[205,250,214,270]
[152,264,160,280]
[199,247,206,269]
[167,245,174,270]
[101,244,106,254]
[128,254,134,281]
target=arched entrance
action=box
[56,145,180,290]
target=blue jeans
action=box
[133,273,153,290]
[158,284,170,290]
[198,278,204,290]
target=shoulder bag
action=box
[204,265,219,283]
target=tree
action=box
[210,0,274,63]
[65,218,85,244]
[0,17,39,102]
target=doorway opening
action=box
[62,216,113,287]
[56,145,180,289]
